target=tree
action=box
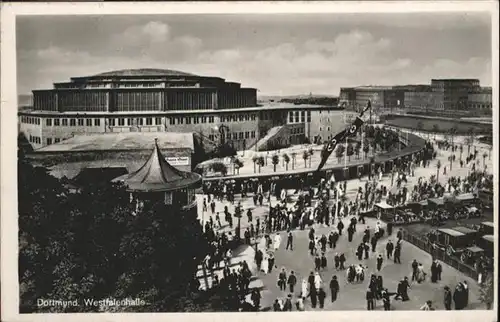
[308,148,314,168]
[436,160,441,182]
[257,156,265,173]
[233,158,244,175]
[449,127,457,147]
[291,152,297,170]
[271,154,280,172]
[479,272,494,309]
[466,128,475,154]
[210,162,228,176]
[252,156,258,173]
[302,151,309,168]
[354,141,361,159]
[19,151,217,313]
[335,144,345,164]
[346,142,354,162]
[432,124,439,139]
[283,153,291,171]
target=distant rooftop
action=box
[88,68,198,78]
[36,132,194,153]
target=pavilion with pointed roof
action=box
[113,138,201,209]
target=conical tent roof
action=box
[116,139,201,192]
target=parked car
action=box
[432,228,476,256]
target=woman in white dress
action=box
[261,256,269,274]
[301,279,309,298]
[417,263,426,283]
[273,234,282,251]
[314,272,323,291]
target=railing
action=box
[401,229,479,280]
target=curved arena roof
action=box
[91,68,197,77]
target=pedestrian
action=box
[339,253,346,270]
[278,268,287,291]
[347,225,355,242]
[329,275,339,302]
[318,288,326,309]
[337,220,344,235]
[444,286,452,310]
[430,260,438,283]
[463,281,469,308]
[411,259,419,281]
[287,271,297,294]
[366,287,375,310]
[310,286,318,308]
[386,240,394,259]
[286,231,293,250]
[376,254,384,271]
[308,239,315,256]
[334,253,340,270]
[394,244,401,264]
[283,294,293,311]
[371,235,378,252]
[273,299,281,311]
[295,296,305,311]
[436,261,442,280]
[314,255,321,271]
[320,253,327,270]
[420,300,434,311]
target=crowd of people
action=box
[195,134,491,312]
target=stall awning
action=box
[428,197,445,206]
[375,200,394,210]
[437,228,465,237]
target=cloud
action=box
[17,21,492,96]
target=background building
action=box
[431,78,481,110]
[468,87,492,109]
[338,86,404,111]
[19,68,345,152]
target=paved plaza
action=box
[195,132,492,310]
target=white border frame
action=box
[1,2,498,322]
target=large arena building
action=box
[19,68,348,152]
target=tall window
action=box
[94,118,100,126]
[109,118,116,126]
[289,112,294,123]
[86,119,92,126]
[307,111,311,122]
[70,119,76,126]
[146,117,153,125]
[62,119,68,126]
[46,118,52,126]
[208,116,214,123]
[54,119,60,126]
[78,119,84,126]
[294,111,299,123]
[186,117,192,124]
[118,118,125,126]
[155,117,162,125]
[46,138,52,145]
[169,117,175,125]
[301,111,305,122]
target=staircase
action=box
[251,126,286,151]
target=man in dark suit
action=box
[366,288,375,310]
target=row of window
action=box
[220,113,257,122]
[209,131,256,141]
[29,135,41,144]
[168,116,215,125]
[468,103,491,109]
[288,111,312,123]
[290,127,305,135]
[20,116,41,125]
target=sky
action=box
[16,13,492,96]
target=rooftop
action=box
[89,68,197,78]
[36,132,194,153]
[114,139,201,192]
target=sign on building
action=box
[165,156,190,166]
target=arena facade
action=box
[18,68,348,152]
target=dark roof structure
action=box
[90,68,197,78]
[114,138,201,192]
